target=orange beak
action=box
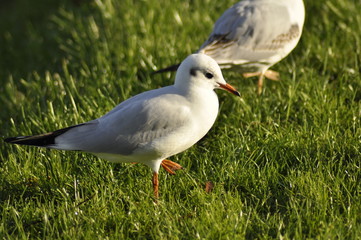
[218,83,241,97]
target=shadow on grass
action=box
[0,0,89,80]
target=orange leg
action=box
[243,70,280,95]
[257,74,265,95]
[243,70,279,81]
[152,172,159,200]
[161,159,183,175]
[264,70,280,81]
[132,160,182,201]
[243,72,262,78]
[242,72,265,95]
[132,160,183,175]
[131,159,183,175]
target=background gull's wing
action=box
[199,1,304,66]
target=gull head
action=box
[175,53,240,96]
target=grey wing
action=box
[199,1,303,63]
[54,93,191,156]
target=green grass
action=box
[1,0,360,238]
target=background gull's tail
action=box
[152,63,180,74]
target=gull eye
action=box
[205,72,214,79]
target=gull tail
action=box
[152,63,180,74]
[4,124,86,148]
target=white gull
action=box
[5,53,240,199]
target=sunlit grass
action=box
[1,0,360,238]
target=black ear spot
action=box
[190,68,197,76]
[205,72,214,79]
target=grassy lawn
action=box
[1,0,360,238]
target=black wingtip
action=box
[4,132,58,147]
[152,63,181,75]
[4,123,86,147]
[4,136,28,143]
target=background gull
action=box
[5,53,240,200]
[155,0,305,94]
